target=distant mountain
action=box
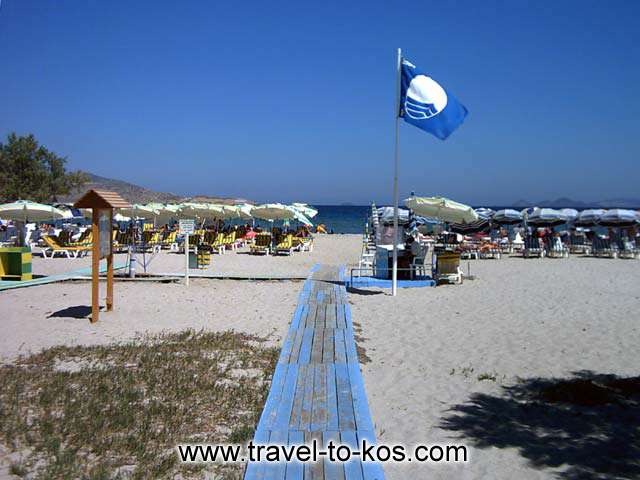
[59,172,252,205]
[509,197,640,209]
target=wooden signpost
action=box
[74,190,131,323]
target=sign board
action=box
[98,209,111,258]
[179,219,196,235]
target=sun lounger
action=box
[479,242,501,259]
[569,233,591,255]
[275,234,294,255]
[547,237,570,258]
[523,236,544,258]
[617,239,639,259]
[250,233,272,255]
[293,236,314,252]
[41,235,91,258]
[592,237,617,258]
[435,251,463,284]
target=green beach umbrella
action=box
[291,203,318,219]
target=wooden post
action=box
[184,232,190,286]
[91,209,100,323]
[106,208,114,311]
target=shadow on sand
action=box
[47,305,102,319]
[440,371,640,479]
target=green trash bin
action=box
[0,246,33,281]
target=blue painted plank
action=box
[335,363,356,431]
[323,431,346,480]
[326,304,337,329]
[310,364,327,432]
[337,304,346,329]
[345,328,359,365]
[288,323,305,364]
[244,427,270,480]
[289,365,307,429]
[348,363,375,432]
[255,363,289,431]
[334,328,347,364]
[289,303,305,330]
[298,327,314,364]
[263,430,288,480]
[298,363,315,430]
[344,303,354,331]
[285,431,304,480]
[310,327,324,364]
[341,431,364,480]
[357,430,385,480]
[323,328,334,364]
[278,330,296,364]
[273,364,299,431]
[326,364,339,430]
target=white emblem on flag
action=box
[405,75,448,120]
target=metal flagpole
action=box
[392,47,402,296]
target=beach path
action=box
[244,264,384,479]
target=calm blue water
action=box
[313,205,370,234]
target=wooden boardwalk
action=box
[244,264,384,480]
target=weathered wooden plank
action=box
[303,431,324,480]
[326,304,337,329]
[323,430,346,480]
[341,430,364,480]
[289,364,307,429]
[273,364,299,431]
[289,303,305,330]
[315,304,326,329]
[244,427,270,480]
[306,304,318,329]
[337,304,346,329]
[278,329,296,364]
[310,364,327,432]
[310,327,325,364]
[298,363,315,430]
[287,326,304,365]
[285,431,304,480]
[334,328,347,364]
[323,328,334,364]
[298,327,314,364]
[335,363,356,431]
[326,363,339,431]
[345,327,359,365]
[263,430,288,480]
[357,430,385,480]
[348,364,375,433]
[257,363,289,430]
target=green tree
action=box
[0,133,88,203]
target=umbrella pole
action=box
[392,47,402,297]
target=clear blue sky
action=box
[1,0,639,205]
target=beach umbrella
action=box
[113,213,131,222]
[493,209,523,225]
[404,196,478,224]
[0,200,69,222]
[575,209,606,227]
[474,208,494,219]
[377,206,411,225]
[598,209,639,227]
[527,208,568,227]
[560,208,579,222]
[251,203,297,221]
[118,203,160,219]
[291,203,318,218]
[235,204,254,220]
[449,217,491,234]
[151,203,183,224]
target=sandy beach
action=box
[3,235,639,479]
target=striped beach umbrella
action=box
[598,209,639,227]
[575,209,606,227]
[449,217,491,234]
[493,209,523,225]
[474,208,495,219]
[527,208,568,227]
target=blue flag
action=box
[399,59,468,140]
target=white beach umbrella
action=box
[0,200,69,223]
[575,209,606,227]
[235,204,254,220]
[527,208,568,227]
[598,209,639,227]
[493,209,524,225]
[251,203,297,221]
[118,204,159,219]
[291,203,318,218]
[404,196,478,224]
[113,213,131,222]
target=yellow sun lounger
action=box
[41,235,91,259]
[250,233,272,255]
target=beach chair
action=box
[523,236,544,258]
[41,235,90,258]
[617,239,639,259]
[479,242,501,259]
[410,244,431,279]
[434,251,463,284]
[569,233,590,255]
[161,230,178,250]
[592,237,617,258]
[547,237,570,258]
[293,235,314,252]
[250,233,272,255]
[275,234,294,255]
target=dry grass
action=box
[0,330,279,479]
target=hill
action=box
[59,173,252,205]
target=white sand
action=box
[351,256,640,479]
[3,236,640,479]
